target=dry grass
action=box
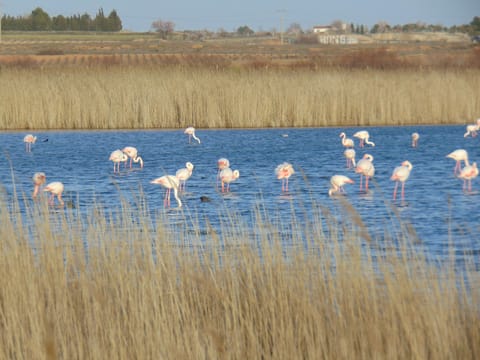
[0,194,479,359]
[0,64,479,130]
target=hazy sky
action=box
[4,1,480,32]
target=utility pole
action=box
[276,9,286,45]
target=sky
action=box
[3,1,480,32]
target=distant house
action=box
[313,25,333,34]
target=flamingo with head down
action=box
[184,127,201,144]
[353,130,375,147]
[32,172,46,199]
[43,182,65,206]
[151,175,182,208]
[122,146,143,169]
[446,149,469,176]
[328,175,354,196]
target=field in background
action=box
[0,31,479,129]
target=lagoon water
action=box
[1,125,479,266]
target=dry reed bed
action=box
[0,64,479,130]
[0,196,479,359]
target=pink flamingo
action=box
[217,158,230,188]
[219,168,240,193]
[355,154,375,192]
[275,162,295,192]
[458,162,479,192]
[446,149,469,176]
[339,132,354,148]
[344,148,356,169]
[391,160,413,200]
[122,146,143,169]
[109,149,128,173]
[184,127,201,144]
[353,130,375,147]
[23,134,37,152]
[176,162,194,191]
[43,182,64,206]
[411,133,420,147]
[32,172,46,199]
[328,175,354,196]
[463,119,480,137]
[151,175,182,208]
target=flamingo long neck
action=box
[133,156,144,167]
[173,187,182,207]
[365,138,375,146]
[192,134,201,143]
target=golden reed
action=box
[0,65,479,130]
[0,194,479,359]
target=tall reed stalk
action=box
[0,66,478,130]
[0,193,479,359]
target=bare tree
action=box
[151,19,175,39]
[287,22,303,35]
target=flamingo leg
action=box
[393,182,399,200]
[365,177,369,191]
[401,182,405,200]
[286,178,289,192]
[359,175,363,191]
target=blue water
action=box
[1,126,479,265]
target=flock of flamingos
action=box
[23,121,480,209]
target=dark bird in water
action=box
[200,196,212,203]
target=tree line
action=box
[1,7,122,32]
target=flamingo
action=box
[458,162,479,192]
[344,148,356,169]
[184,127,201,144]
[122,146,143,169]
[339,132,354,148]
[219,168,240,193]
[109,149,128,173]
[275,162,295,192]
[353,130,375,147]
[355,154,375,192]
[446,149,470,176]
[391,160,413,201]
[23,134,37,152]
[463,119,480,138]
[150,175,182,208]
[411,133,420,147]
[328,175,354,196]
[217,158,230,188]
[32,172,46,199]
[43,182,64,206]
[176,162,194,191]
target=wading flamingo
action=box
[458,162,479,192]
[447,149,470,176]
[219,168,240,193]
[411,133,420,147]
[355,154,375,192]
[344,148,356,169]
[217,158,230,188]
[32,172,46,199]
[43,182,64,206]
[122,146,144,169]
[353,130,375,147]
[109,149,128,173]
[151,175,182,208]
[328,175,354,196]
[23,134,37,152]
[339,132,354,148]
[176,162,194,191]
[463,119,480,138]
[275,162,295,192]
[184,127,201,144]
[391,160,413,201]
